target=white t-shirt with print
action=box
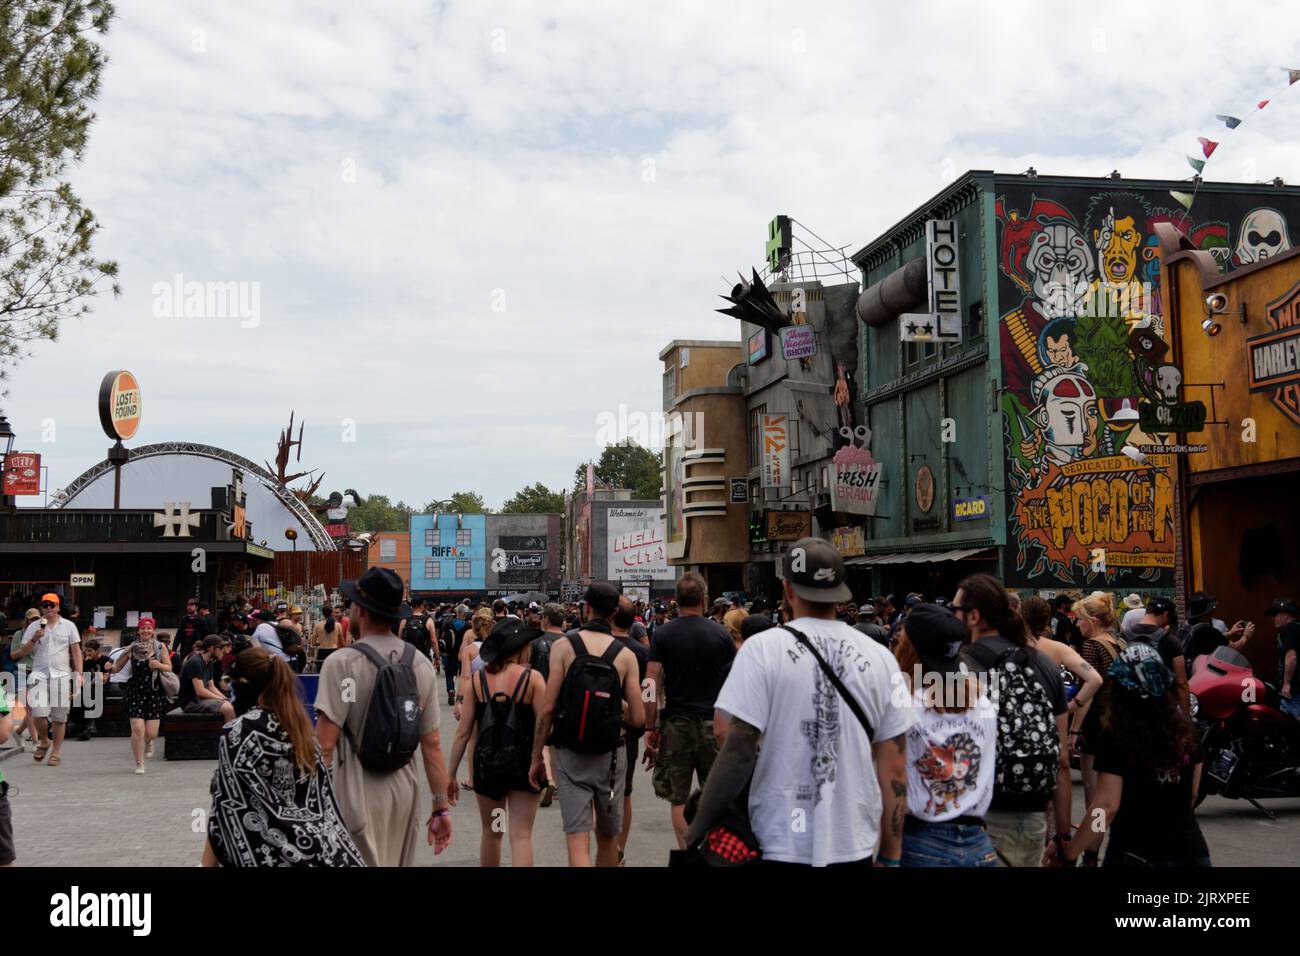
[715,616,915,866]
[904,689,997,823]
[22,617,80,678]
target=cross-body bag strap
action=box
[781,626,874,743]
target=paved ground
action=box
[3,737,1298,866]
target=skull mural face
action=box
[1026,220,1095,318]
[1234,208,1291,265]
[1031,367,1099,464]
[1155,364,1181,404]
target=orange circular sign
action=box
[99,370,142,441]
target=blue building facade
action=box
[409,512,486,593]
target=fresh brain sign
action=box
[607,507,672,580]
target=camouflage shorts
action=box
[651,716,719,805]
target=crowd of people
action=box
[0,560,1297,870]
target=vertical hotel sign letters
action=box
[761,414,790,488]
[900,219,963,344]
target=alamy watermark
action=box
[151,274,261,328]
[595,405,705,451]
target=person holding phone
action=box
[111,617,173,774]
[11,595,81,767]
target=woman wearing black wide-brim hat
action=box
[445,617,547,866]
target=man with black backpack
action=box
[315,568,453,866]
[954,574,1070,867]
[527,582,644,867]
[403,598,437,663]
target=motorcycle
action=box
[1188,645,1300,818]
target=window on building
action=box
[820,465,829,490]
[922,340,937,361]
[805,467,815,491]
[425,527,440,548]
[456,528,472,546]
[792,469,802,494]
[380,538,396,559]
[424,558,436,578]
[968,300,984,340]
[456,560,471,579]
[749,403,767,467]
[905,342,919,367]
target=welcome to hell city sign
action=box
[1014,453,1176,569]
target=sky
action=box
[3,0,1299,510]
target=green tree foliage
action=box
[573,441,663,501]
[421,491,488,514]
[345,494,412,532]
[500,482,565,514]
[0,0,119,380]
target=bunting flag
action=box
[1177,67,1296,218]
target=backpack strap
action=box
[349,641,389,671]
[567,631,589,658]
[599,641,622,665]
[511,666,532,702]
[964,639,1014,672]
[781,626,874,743]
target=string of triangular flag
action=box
[1170,66,1300,214]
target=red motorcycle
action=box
[1188,645,1300,817]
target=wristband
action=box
[877,856,900,867]
[431,793,448,803]
[431,809,450,818]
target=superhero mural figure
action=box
[997,192,1172,586]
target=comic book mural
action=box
[995,186,1297,588]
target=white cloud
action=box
[4,0,1298,508]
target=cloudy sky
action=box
[4,0,1298,510]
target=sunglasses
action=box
[40,602,58,609]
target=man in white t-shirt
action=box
[11,593,82,766]
[687,538,913,867]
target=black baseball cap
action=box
[1266,598,1299,616]
[903,604,969,678]
[740,614,775,640]
[781,537,852,603]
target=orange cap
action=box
[40,593,61,606]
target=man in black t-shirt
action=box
[954,574,1070,867]
[176,597,210,661]
[643,571,735,849]
[1267,598,1300,719]
[179,637,234,720]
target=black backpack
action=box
[346,642,422,773]
[552,632,624,753]
[403,613,432,658]
[967,642,1059,803]
[474,667,532,781]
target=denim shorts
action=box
[901,817,999,868]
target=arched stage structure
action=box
[49,441,334,551]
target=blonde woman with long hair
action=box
[722,608,747,649]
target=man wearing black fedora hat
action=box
[315,567,453,866]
